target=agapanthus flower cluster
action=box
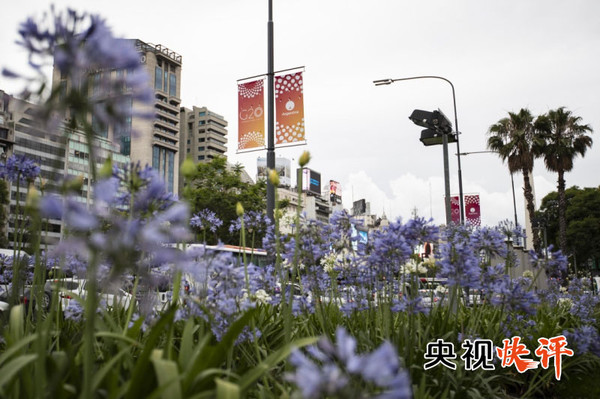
[367,217,438,280]
[470,226,509,262]
[282,217,331,271]
[38,164,191,310]
[563,326,600,357]
[0,154,41,183]
[438,224,481,289]
[3,7,153,135]
[63,299,84,322]
[286,327,412,399]
[563,278,600,324]
[489,276,540,315]
[530,246,568,279]
[229,210,270,235]
[177,246,273,341]
[190,209,223,233]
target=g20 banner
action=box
[465,194,481,226]
[275,72,305,145]
[238,79,265,150]
[450,196,461,224]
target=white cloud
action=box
[342,170,561,228]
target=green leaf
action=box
[237,336,318,392]
[0,334,37,367]
[151,350,183,399]
[0,354,38,394]
[124,306,176,399]
[182,309,256,393]
[178,318,197,370]
[215,378,240,399]
[92,347,130,393]
[8,305,25,343]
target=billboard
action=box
[352,199,367,216]
[300,168,321,195]
[351,223,369,250]
[329,180,342,204]
[257,157,291,187]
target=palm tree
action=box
[534,107,593,252]
[487,108,543,253]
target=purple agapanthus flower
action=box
[63,300,84,322]
[529,245,568,278]
[0,154,41,183]
[228,210,269,235]
[191,209,223,233]
[438,225,481,289]
[564,326,600,357]
[3,7,153,134]
[286,327,412,399]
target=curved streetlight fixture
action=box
[374,76,465,225]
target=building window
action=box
[152,146,160,169]
[91,104,108,138]
[163,69,168,93]
[91,72,101,96]
[198,155,205,161]
[169,73,176,97]
[198,111,206,116]
[115,97,132,155]
[198,138,205,142]
[198,146,205,151]
[167,150,174,193]
[155,66,162,90]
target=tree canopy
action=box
[182,156,267,245]
[536,186,600,275]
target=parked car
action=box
[0,300,8,314]
[0,285,52,313]
[45,278,133,310]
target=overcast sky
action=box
[2,0,599,227]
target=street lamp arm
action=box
[457,150,497,156]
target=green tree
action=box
[488,108,544,253]
[535,107,593,252]
[537,186,600,275]
[183,156,266,245]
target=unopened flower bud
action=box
[26,184,40,208]
[298,151,311,167]
[64,175,84,193]
[268,169,280,186]
[236,202,244,216]
[180,157,196,179]
[98,156,113,179]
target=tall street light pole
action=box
[374,76,465,224]
[266,0,276,222]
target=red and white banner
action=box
[238,79,265,150]
[450,195,461,224]
[465,194,481,226]
[275,72,305,145]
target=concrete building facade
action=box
[0,90,129,248]
[51,39,182,193]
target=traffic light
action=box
[420,129,457,146]
[409,109,455,146]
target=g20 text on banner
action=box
[238,79,265,150]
